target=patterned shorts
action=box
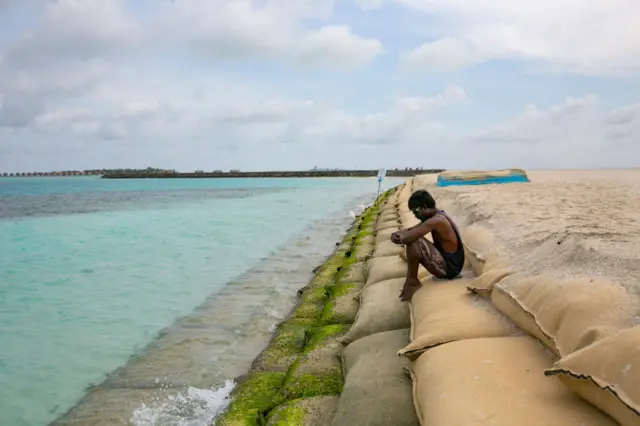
[415,237,448,278]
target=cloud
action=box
[0,0,638,174]
[0,0,382,128]
[0,0,140,127]
[401,38,485,72]
[473,96,599,144]
[398,0,640,75]
[156,0,382,68]
[352,0,384,11]
[464,95,640,169]
[2,82,639,172]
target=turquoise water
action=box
[0,177,399,426]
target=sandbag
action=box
[459,224,499,276]
[400,216,420,230]
[333,329,419,426]
[215,372,286,426]
[282,325,349,400]
[377,212,399,223]
[353,233,374,248]
[466,267,513,298]
[397,194,410,205]
[491,276,640,356]
[374,228,397,245]
[266,396,340,426]
[293,287,330,320]
[399,281,518,357]
[372,240,404,258]
[252,318,316,372]
[335,261,366,287]
[340,278,410,345]
[365,255,417,287]
[366,255,406,285]
[376,218,400,232]
[319,283,360,325]
[545,326,640,426]
[353,239,374,262]
[410,336,617,426]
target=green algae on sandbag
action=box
[333,261,366,287]
[251,318,316,373]
[352,235,375,262]
[282,325,349,400]
[292,287,329,320]
[265,396,340,426]
[295,245,360,320]
[215,372,286,426]
[318,283,359,326]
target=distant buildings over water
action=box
[1,168,176,177]
[2,166,437,177]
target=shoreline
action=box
[47,193,376,426]
[212,187,396,425]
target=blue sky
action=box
[0,0,639,172]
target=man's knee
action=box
[406,240,421,259]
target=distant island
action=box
[0,167,175,177]
[1,167,445,178]
[101,168,445,179]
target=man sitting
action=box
[391,190,465,301]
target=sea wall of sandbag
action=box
[213,187,396,426]
[399,176,640,425]
[332,180,423,426]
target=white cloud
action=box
[156,0,382,68]
[473,96,600,144]
[352,0,384,11]
[465,96,640,169]
[6,82,640,172]
[295,26,383,70]
[0,0,639,174]
[398,0,640,75]
[401,38,485,72]
[0,0,382,128]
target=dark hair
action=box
[408,190,436,209]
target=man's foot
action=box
[399,278,422,301]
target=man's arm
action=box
[391,222,419,244]
[399,217,439,244]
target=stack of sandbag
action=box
[399,253,640,425]
[215,189,396,426]
[333,178,422,426]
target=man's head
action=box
[408,190,437,221]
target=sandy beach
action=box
[417,169,640,295]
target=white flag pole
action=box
[376,168,386,198]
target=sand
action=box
[415,169,640,295]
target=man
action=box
[391,190,465,301]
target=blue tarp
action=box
[436,172,530,187]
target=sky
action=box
[0,0,639,172]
